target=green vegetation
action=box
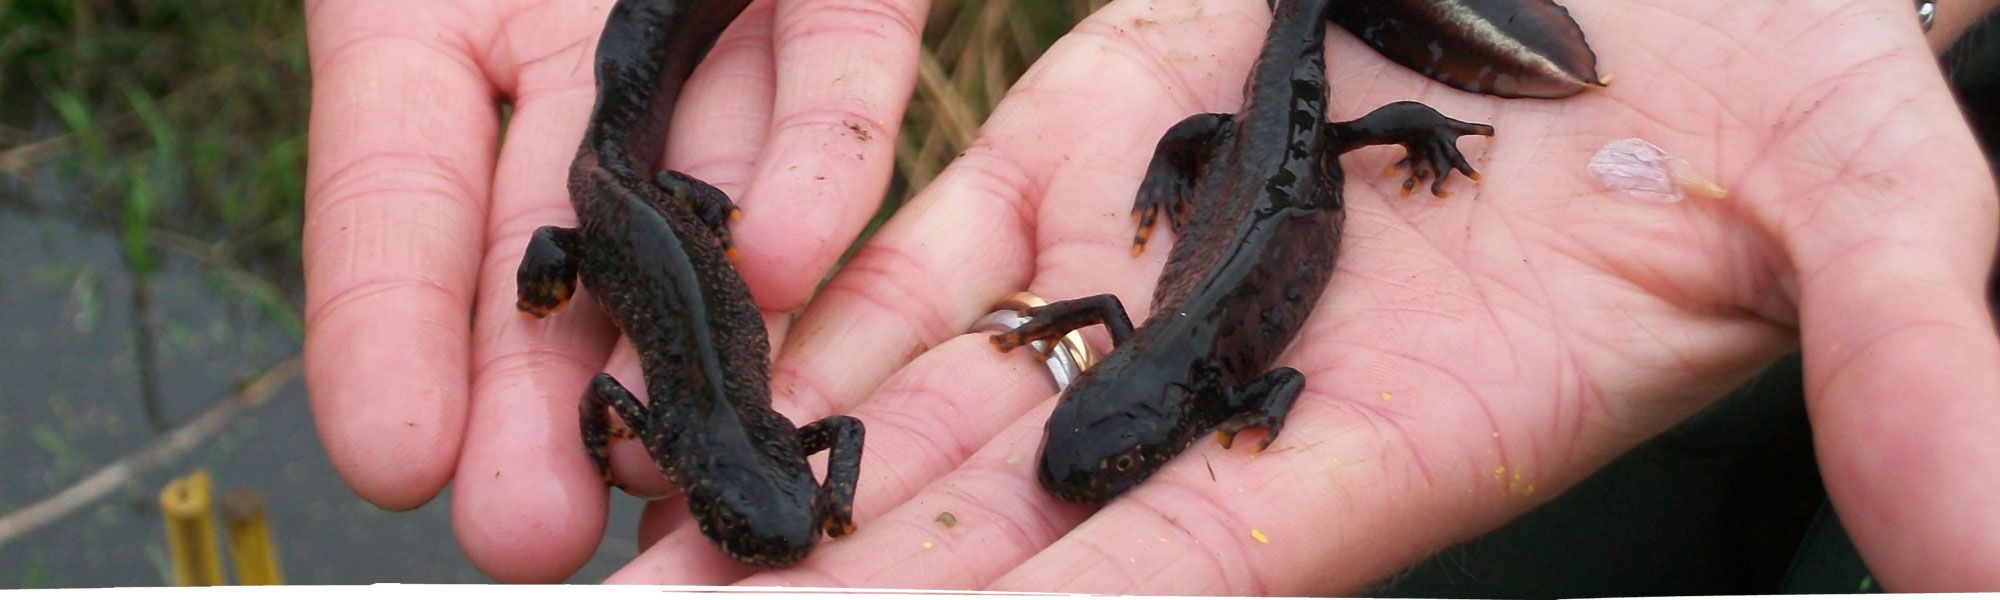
[0,0,1098,321]
[2,0,310,286]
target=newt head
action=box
[683,461,820,567]
[1036,361,1195,503]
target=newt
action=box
[992,0,1599,502]
[514,0,863,566]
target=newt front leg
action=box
[516,225,582,316]
[1330,101,1494,198]
[655,170,741,260]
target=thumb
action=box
[1780,65,2000,590]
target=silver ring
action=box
[973,292,1096,390]
[1917,0,1936,31]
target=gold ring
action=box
[972,292,1097,390]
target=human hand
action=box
[602,0,2000,591]
[301,0,923,582]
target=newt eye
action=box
[1113,450,1139,472]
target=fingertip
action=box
[451,362,614,583]
[321,433,454,512]
[451,467,605,583]
[731,0,926,311]
[313,415,455,511]
[306,313,467,511]
[731,155,888,312]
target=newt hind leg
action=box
[655,170,741,260]
[580,373,651,488]
[1330,101,1494,198]
[517,225,581,317]
[1133,113,1232,255]
[797,415,865,537]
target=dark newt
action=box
[514,0,862,566]
[1329,0,1605,99]
[992,0,1599,503]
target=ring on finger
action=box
[971,292,1096,390]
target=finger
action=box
[1802,243,2000,591]
[624,4,1279,584]
[636,497,689,553]
[302,0,498,511]
[729,0,928,311]
[601,123,1055,581]
[607,0,1272,584]
[663,0,778,201]
[739,399,1096,589]
[449,1,624,582]
[984,381,1424,594]
[598,0,790,502]
[1779,80,2000,589]
[454,3,785,580]
[761,0,1267,437]
[988,318,1610,596]
[654,0,800,352]
[993,4,1272,327]
[606,334,1067,583]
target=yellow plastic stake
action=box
[160,471,223,586]
[221,489,284,585]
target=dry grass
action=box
[895,0,1107,195]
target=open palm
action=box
[603,0,1999,592]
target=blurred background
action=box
[0,0,1994,590]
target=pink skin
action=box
[305,0,2000,590]
[598,0,1999,592]
[303,0,925,583]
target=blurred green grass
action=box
[0,0,1101,314]
[2,0,309,285]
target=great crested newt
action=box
[514,0,863,566]
[992,0,1599,502]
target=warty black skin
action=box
[513,0,863,567]
[992,0,1595,503]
